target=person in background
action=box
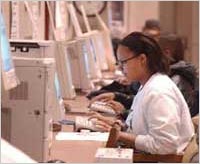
[89,32,194,155]
[142,19,161,41]
[159,33,199,117]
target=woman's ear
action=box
[139,53,147,66]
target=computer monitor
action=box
[66,39,95,91]
[0,13,19,90]
[87,37,102,79]
[53,72,65,122]
[54,72,62,100]
[1,57,56,162]
[8,39,68,121]
[88,31,108,71]
[9,39,76,99]
[55,41,76,99]
[81,40,90,77]
[73,36,102,81]
[77,35,103,80]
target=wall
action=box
[126,1,160,34]
[191,2,199,70]
[175,1,199,69]
[159,1,176,33]
[159,1,199,69]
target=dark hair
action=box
[142,19,161,31]
[119,32,169,74]
[112,38,121,60]
[158,33,184,63]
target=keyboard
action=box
[75,116,98,132]
[89,101,116,116]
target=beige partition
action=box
[175,1,199,69]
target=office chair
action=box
[182,115,199,163]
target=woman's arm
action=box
[135,91,194,154]
[118,131,137,148]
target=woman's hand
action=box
[88,111,117,126]
[93,119,112,132]
[106,100,125,114]
[88,111,105,121]
[87,111,124,130]
[87,112,112,132]
[89,92,115,106]
[88,111,113,124]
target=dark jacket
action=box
[169,61,199,117]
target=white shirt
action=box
[126,73,194,154]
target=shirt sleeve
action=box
[135,91,182,154]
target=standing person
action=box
[89,32,194,154]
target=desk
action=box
[133,153,183,162]
[50,114,190,163]
[50,113,106,163]
[51,140,105,163]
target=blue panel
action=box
[54,72,61,99]
[0,13,14,71]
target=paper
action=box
[95,148,133,163]
[55,132,109,141]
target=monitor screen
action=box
[54,72,62,100]
[54,72,65,121]
[0,13,19,90]
[81,41,90,75]
[89,38,97,62]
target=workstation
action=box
[1,1,199,163]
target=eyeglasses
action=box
[116,55,138,66]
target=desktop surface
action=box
[50,113,106,163]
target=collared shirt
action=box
[126,73,194,154]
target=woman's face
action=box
[117,45,145,82]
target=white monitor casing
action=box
[2,57,55,162]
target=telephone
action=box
[89,101,116,116]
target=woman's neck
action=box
[140,71,153,86]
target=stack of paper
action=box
[55,132,109,142]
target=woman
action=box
[89,32,194,155]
